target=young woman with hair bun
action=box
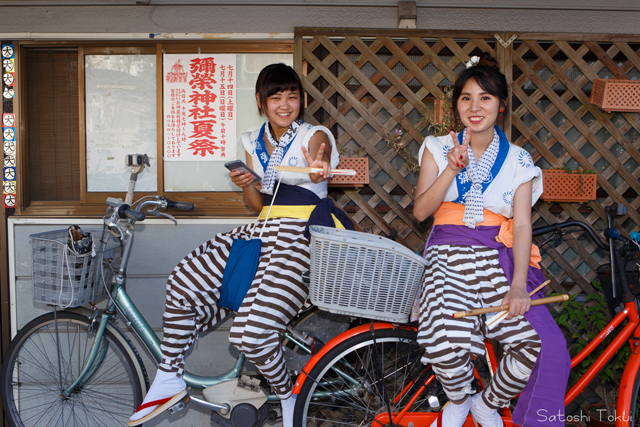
[414,52,569,427]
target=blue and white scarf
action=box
[461,127,501,228]
[260,119,302,195]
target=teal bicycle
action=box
[0,156,354,427]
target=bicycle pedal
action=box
[428,395,439,409]
[167,394,190,415]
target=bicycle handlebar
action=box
[532,220,609,251]
[532,203,638,302]
[166,199,194,211]
[106,196,192,226]
[133,197,193,215]
[117,204,146,222]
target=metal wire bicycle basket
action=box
[31,228,122,307]
[308,226,428,323]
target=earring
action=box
[498,108,504,120]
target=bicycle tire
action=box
[629,368,640,426]
[293,327,442,426]
[0,311,144,427]
[109,323,150,395]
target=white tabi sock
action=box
[470,392,503,427]
[128,370,187,424]
[430,396,470,427]
[281,394,297,427]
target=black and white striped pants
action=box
[418,245,541,409]
[159,218,310,399]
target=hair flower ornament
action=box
[465,56,480,68]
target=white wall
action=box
[9,217,347,426]
[0,1,639,36]
[9,217,256,426]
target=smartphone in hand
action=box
[224,160,262,184]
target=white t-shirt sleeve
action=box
[420,134,457,176]
[241,130,255,156]
[418,134,453,175]
[302,125,340,168]
[512,148,543,205]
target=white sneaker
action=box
[470,392,503,427]
[128,370,187,426]
[281,394,297,427]
[430,397,471,427]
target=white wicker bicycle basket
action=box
[308,226,428,323]
[31,229,122,307]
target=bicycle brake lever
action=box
[539,230,561,248]
[147,208,177,225]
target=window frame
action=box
[16,40,294,217]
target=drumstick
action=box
[273,166,356,175]
[453,294,568,319]
[528,280,551,296]
[485,280,551,327]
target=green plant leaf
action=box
[558,313,568,325]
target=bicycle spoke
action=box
[81,353,130,385]
[3,314,142,427]
[306,416,369,426]
[71,397,91,427]
[20,333,63,387]
[297,329,429,426]
[81,391,133,419]
[10,370,61,395]
[69,400,90,427]
[21,394,63,426]
[80,388,134,405]
[61,323,80,384]
[80,389,134,410]
[49,400,67,427]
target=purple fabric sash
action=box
[427,224,570,427]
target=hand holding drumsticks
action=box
[452,294,569,319]
[452,281,568,320]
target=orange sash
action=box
[433,202,541,268]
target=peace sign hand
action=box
[446,127,471,174]
[302,143,331,183]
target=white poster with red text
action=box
[163,53,236,161]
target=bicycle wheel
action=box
[629,368,640,426]
[293,327,441,426]
[1,311,144,427]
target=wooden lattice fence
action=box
[511,36,640,297]
[294,28,640,301]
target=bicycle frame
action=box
[58,162,640,426]
[56,162,325,408]
[565,297,640,426]
[293,208,640,426]
[292,305,640,426]
[60,220,316,407]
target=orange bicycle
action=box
[292,203,640,426]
